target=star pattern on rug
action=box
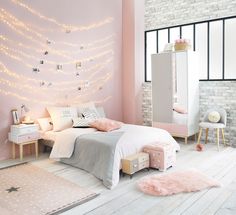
[6,187,20,193]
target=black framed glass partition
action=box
[145,16,236,82]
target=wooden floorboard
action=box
[1,141,236,215]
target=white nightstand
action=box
[8,124,40,160]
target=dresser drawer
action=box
[9,132,40,144]
[10,125,39,135]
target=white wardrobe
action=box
[151,51,199,143]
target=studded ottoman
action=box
[143,142,176,171]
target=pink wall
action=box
[122,0,145,124]
[0,0,123,160]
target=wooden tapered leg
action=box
[12,142,15,159]
[197,128,202,144]
[205,128,209,144]
[185,137,188,144]
[221,128,226,147]
[216,128,220,151]
[29,144,32,155]
[35,141,38,158]
[19,144,23,160]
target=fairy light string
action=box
[0,45,114,76]
[1,43,113,66]
[0,72,111,95]
[0,61,113,86]
[10,0,113,32]
[1,8,114,48]
[0,1,115,105]
[0,62,112,97]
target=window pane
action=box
[182,25,193,51]
[146,31,157,81]
[209,21,223,79]
[170,27,180,43]
[158,29,168,53]
[225,18,236,79]
[196,23,208,80]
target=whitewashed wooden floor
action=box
[1,140,236,215]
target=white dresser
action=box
[8,124,40,160]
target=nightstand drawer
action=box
[9,132,40,144]
[10,124,39,135]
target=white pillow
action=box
[47,107,78,131]
[37,117,53,132]
[208,111,221,123]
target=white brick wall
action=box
[142,82,236,145]
[145,0,236,31]
[144,0,236,146]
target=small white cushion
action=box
[208,111,221,123]
[37,117,53,132]
[47,107,78,131]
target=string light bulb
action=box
[10,0,113,32]
[0,2,115,107]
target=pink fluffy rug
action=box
[137,169,220,196]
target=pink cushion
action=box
[89,118,123,132]
[173,103,187,114]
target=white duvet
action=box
[50,124,180,189]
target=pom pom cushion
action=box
[208,111,221,123]
[89,118,123,132]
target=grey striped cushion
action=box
[72,118,91,128]
[82,109,100,120]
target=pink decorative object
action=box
[143,142,176,171]
[196,143,204,151]
[174,38,191,50]
[173,103,187,114]
[89,118,123,132]
[137,169,220,196]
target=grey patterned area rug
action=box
[0,163,99,215]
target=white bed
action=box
[40,130,58,142]
[45,124,180,189]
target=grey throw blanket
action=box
[61,131,124,189]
